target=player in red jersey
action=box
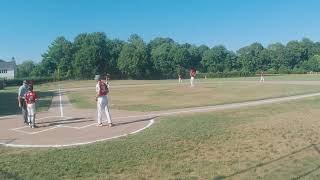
[190,67,196,87]
[25,86,38,128]
[95,77,112,127]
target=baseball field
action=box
[1,74,320,179]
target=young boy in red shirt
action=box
[95,78,112,127]
[25,86,38,128]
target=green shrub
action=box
[5,77,57,86]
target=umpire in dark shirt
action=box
[18,80,28,124]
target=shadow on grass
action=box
[213,144,320,180]
[0,91,54,116]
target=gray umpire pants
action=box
[20,98,28,123]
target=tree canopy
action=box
[16,33,320,79]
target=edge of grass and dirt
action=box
[1,96,320,179]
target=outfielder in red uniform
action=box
[190,67,196,87]
[25,86,38,128]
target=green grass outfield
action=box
[68,80,320,111]
[38,74,320,91]
[1,97,320,179]
[2,74,320,115]
[213,73,320,81]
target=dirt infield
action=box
[2,82,320,148]
[0,89,155,147]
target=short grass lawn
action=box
[45,74,320,91]
[214,74,320,81]
[68,81,320,111]
[1,96,320,179]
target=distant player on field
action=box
[25,85,38,128]
[96,77,112,127]
[190,67,196,87]
[105,73,110,88]
[178,74,182,84]
[260,71,265,83]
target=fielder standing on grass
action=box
[95,76,113,127]
[106,73,110,88]
[178,74,182,84]
[190,67,196,87]
[260,71,265,83]
[18,80,28,124]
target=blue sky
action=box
[0,0,319,64]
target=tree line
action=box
[16,32,320,80]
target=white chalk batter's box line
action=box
[9,114,156,135]
[2,119,155,148]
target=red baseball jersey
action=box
[25,91,38,104]
[98,81,109,96]
[190,68,196,77]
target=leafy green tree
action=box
[148,37,174,50]
[267,43,287,71]
[42,36,73,77]
[301,55,320,72]
[150,43,173,78]
[188,45,202,70]
[73,32,109,78]
[237,43,264,72]
[150,41,191,78]
[30,63,46,77]
[224,51,239,71]
[106,39,125,77]
[16,60,35,78]
[118,34,150,79]
[286,40,308,69]
[30,33,320,79]
[172,45,191,76]
[202,45,235,72]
